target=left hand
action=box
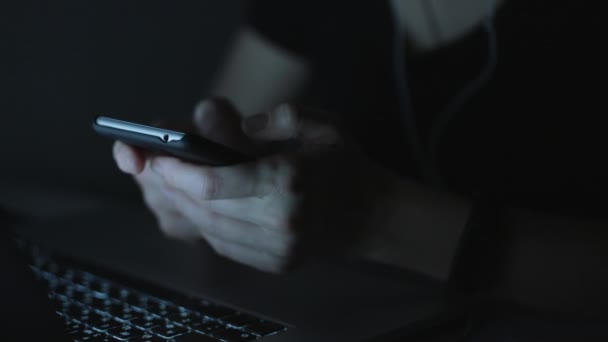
[149,103,399,272]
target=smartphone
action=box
[93,116,250,166]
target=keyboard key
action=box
[212,328,257,341]
[53,283,73,296]
[27,248,286,341]
[76,311,94,324]
[128,332,168,342]
[80,336,112,342]
[169,311,203,328]
[72,328,105,342]
[72,272,90,287]
[245,321,285,336]
[40,262,60,274]
[102,303,137,321]
[124,292,145,306]
[89,280,109,293]
[151,322,189,339]
[50,294,70,309]
[106,324,137,341]
[72,289,91,303]
[63,304,91,321]
[65,320,83,334]
[148,299,180,317]
[107,286,126,299]
[192,321,223,335]
[90,296,114,309]
[131,315,164,330]
[174,332,220,342]
[86,312,118,331]
[221,314,258,328]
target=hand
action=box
[112,98,253,240]
[147,102,400,273]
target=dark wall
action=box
[2,1,244,203]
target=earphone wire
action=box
[390,0,437,185]
[391,0,499,187]
[427,0,499,186]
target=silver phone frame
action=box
[95,116,185,143]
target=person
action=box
[112,0,607,317]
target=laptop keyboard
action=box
[27,249,287,342]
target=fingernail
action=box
[243,113,268,133]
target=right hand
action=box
[112,98,253,241]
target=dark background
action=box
[3,2,608,339]
[2,1,245,215]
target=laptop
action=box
[2,204,459,341]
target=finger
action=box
[204,235,289,273]
[136,167,200,240]
[165,186,293,257]
[135,160,192,216]
[242,104,342,146]
[198,196,296,231]
[138,176,190,224]
[193,97,257,154]
[150,155,290,199]
[154,208,200,241]
[134,160,162,187]
[138,186,201,241]
[113,141,146,175]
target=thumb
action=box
[193,97,243,142]
[192,97,257,154]
[242,104,341,147]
